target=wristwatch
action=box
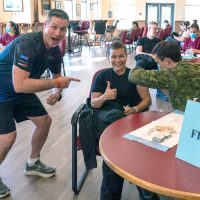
[132,106,139,113]
[57,93,62,101]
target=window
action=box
[185,0,200,25]
[93,0,98,19]
[115,0,136,29]
[81,0,87,19]
[64,0,73,20]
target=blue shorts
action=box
[0,94,47,134]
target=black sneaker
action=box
[0,178,10,198]
[24,160,56,178]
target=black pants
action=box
[100,162,160,200]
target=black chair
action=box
[73,21,90,51]
[71,68,106,194]
[93,20,107,45]
[105,20,119,41]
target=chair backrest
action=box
[142,26,148,37]
[162,26,172,39]
[71,21,81,31]
[127,29,137,43]
[94,20,107,34]
[120,30,128,42]
[89,68,107,97]
[134,28,141,41]
[157,28,164,40]
[138,26,144,38]
[112,20,119,29]
[59,37,67,57]
[80,21,90,31]
[106,20,119,32]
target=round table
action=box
[100,111,200,200]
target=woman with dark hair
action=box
[182,23,200,54]
[163,19,171,28]
[0,21,20,46]
[166,21,190,46]
[126,21,139,38]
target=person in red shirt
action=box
[182,23,200,55]
[0,21,20,46]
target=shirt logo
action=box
[18,54,29,67]
[48,56,54,60]
[19,54,29,62]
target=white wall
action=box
[0,0,33,23]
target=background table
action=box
[100,111,200,200]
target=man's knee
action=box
[0,132,16,162]
[39,115,52,132]
[30,115,52,130]
[43,115,52,127]
[0,132,16,146]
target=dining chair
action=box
[71,68,106,194]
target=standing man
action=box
[0,9,80,198]
[129,41,200,111]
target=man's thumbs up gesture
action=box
[104,81,117,100]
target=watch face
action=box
[132,106,139,113]
[57,93,62,101]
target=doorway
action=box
[146,3,174,28]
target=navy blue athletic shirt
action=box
[0,31,62,102]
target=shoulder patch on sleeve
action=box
[17,54,30,67]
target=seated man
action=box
[135,21,168,101]
[129,41,200,112]
[129,42,200,200]
[79,41,160,200]
[136,21,160,66]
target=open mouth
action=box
[52,37,59,43]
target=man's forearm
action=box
[91,94,107,109]
[14,78,57,93]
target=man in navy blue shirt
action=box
[0,9,80,198]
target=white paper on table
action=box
[124,112,184,149]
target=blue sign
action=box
[176,100,200,168]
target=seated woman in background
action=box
[163,19,171,29]
[118,21,139,40]
[182,23,200,55]
[0,21,20,46]
[126,21,139,38]
[166,21,190,46]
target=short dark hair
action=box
[190,23,199,31]
[47,9,69,22]
[152,41,182,62]
[110,40,127,55]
